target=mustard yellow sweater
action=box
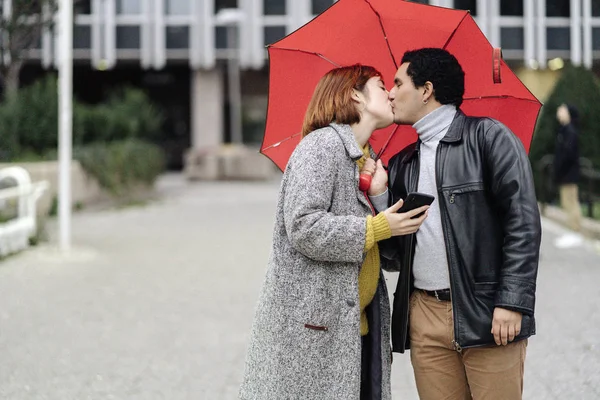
[356,146,392,336]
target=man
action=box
[368,48,541,399]
[553,103,583,248]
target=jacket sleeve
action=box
[484,122,541,316]
[283,132,367,263]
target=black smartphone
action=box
[397,192,435,218]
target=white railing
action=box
[0,167,49,258]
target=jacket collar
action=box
[403,109,466,163]
[329,123,364,161]
[440,109,466,143]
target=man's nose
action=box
[388,88,395,100]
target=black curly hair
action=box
[401,48,465,107]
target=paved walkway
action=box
[0,174,599,399]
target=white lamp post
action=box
[58,0,73,251]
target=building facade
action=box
[8,0,600,167]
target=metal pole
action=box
[58,0,73,251]
[583,0,593,69]
[570,0,582,66]
[227,24,243,144]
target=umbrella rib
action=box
[269,47,342,67]
[262,132,302,152]
[364,0,398,69]
[463,95,541,104]
[442,11,470,50]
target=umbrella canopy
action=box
[260,0,541,171]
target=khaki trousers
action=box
[409,291,527,400]
[559,184,582,232]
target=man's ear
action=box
[423,81,434,103]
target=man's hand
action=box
[368,159,388,196]
[491,307,522,346]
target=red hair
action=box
[301,64,382,137]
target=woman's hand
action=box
[382,199,429,236]
[368,159,387,196]
[360,158,388,196]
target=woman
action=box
[239,65,429,400]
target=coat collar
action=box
[329,123,364,161]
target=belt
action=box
[421,289,451,302]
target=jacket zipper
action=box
[435,143,462,353]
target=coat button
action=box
[346,300,356,307]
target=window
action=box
[500,0,523,16]
[546,0,569,17]
[74,26,91,49]
[593,28,600,50]
[546,28,570,50]
[116,26,141,49]
[117,0,141,15]
[500,27,523,50]
[75,0,92,14]
[312,0,333,15]
[453,0,476,16]
[264,26,286,46]
[215,0,238,13]
[166,27,189,49]
[408,0,429,4]
[165,0,189,15]
[215,26,239,49]
[264,0,285,15]
[593,2,600,17]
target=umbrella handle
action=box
[359,173,372,192]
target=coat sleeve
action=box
[378,157,403,272]
[283,131,367,263]
[484,122,541,316]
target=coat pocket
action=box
[443,182,485,204]
[473,281,498,292]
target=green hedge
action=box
[0,75,57,159]
[529,64,600,170]
[0,75,166,195]
[75,139,165,196]
[0,75,164,159]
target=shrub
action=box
[0,75,58,158]
[0,76,165,159]
[75,139,166,196]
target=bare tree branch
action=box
[1,0,58,95]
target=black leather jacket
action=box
[382,111,542,353]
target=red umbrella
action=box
[260,0,542,171]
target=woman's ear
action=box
[352,89,366,111]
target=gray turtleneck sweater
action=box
[371,104,457,290]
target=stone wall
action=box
[0,161,107,216]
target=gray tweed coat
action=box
[239,123,394,400]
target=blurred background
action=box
[1,0,600,399]
[0,0,599,189]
